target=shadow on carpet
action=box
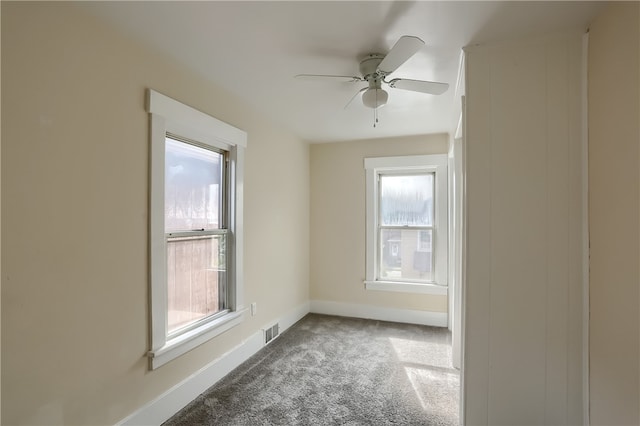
[163,313,459,425]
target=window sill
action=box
[364,281,448,295]
[148,310,245,369]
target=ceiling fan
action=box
[295,35,449,111]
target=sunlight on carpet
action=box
[389,336,460,420]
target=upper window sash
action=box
[164,135,228,235]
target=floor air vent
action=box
[264,323,279,344]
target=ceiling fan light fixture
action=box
[362,88,389,109]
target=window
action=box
[364,155,447,295]
[147,89,247,369]
[165,137,227,336]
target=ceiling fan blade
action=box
[295,74,363,83]
[344,87,367,109]
[377,36,425,74]
[387,78,449,95]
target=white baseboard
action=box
[310,300,448,327]
[117,301,310,426]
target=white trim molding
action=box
[364,280,447,295]
[580,32,590,425]
[149,311,246,369]
[310,300,448,327]
[147,89,246,149]
[118,302,310,426]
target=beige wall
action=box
[1,3,309,425]
[310,134,448,313]
[588,2,640,424]
[464,32,586,424]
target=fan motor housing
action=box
[359,54,385,80]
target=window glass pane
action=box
[380,174,433,226]
[165,137,224,232]
[167,234,226,335]
[379,229,433,282]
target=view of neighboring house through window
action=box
[379,173,434,283]
[165,136,228,336]
[364,154,447,294]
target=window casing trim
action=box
[364,154,448,293]
[147,89,247,150]
[364,280,448,295]
[147,89,246,369]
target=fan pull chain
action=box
[373,92,376,128]
[373,90,379,128]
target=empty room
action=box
[2,1,639,425]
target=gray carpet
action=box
[163,314,459,425]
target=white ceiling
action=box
[83,1,604,143]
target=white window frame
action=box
[364,154,448,295]
[147,89,247,369]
